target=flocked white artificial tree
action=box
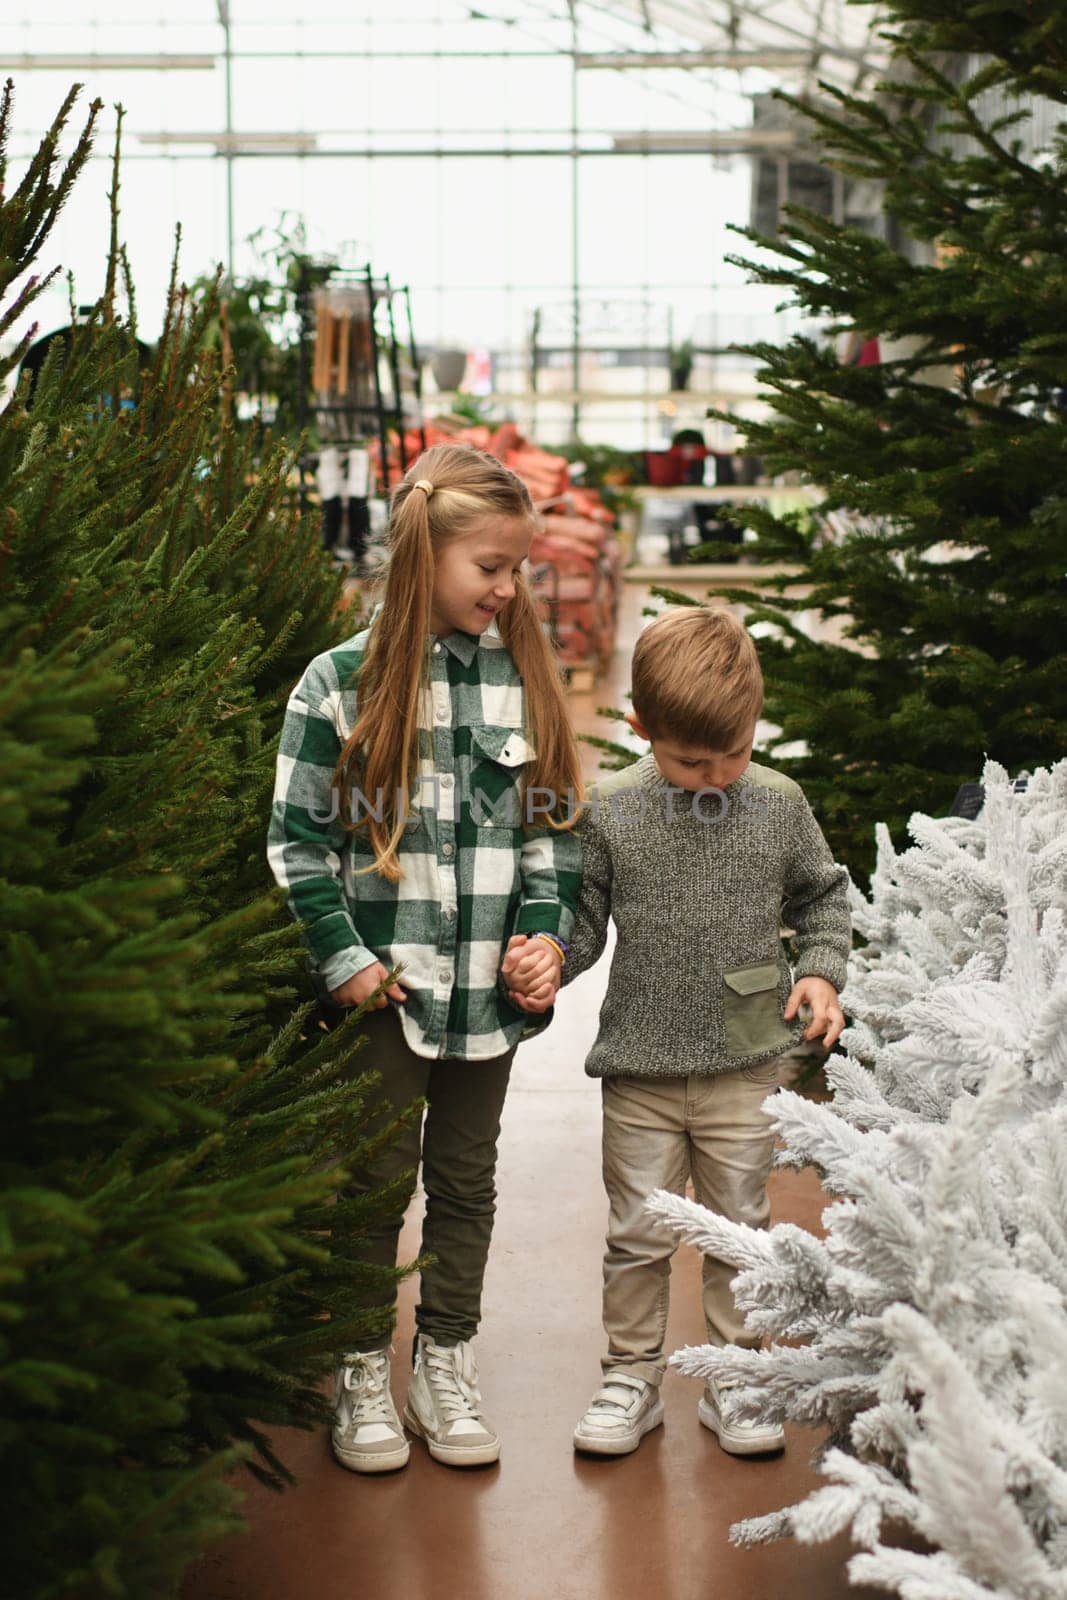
[648,761,1067,1598]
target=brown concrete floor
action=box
[186,579,876,1600]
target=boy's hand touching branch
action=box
[784,977,845,1049]
[500,933,562,1014]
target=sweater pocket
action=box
[723,962,792,1059]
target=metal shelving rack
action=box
[295,261,426,508]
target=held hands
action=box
[500,933,563,1014]
[329,961,407,1011]
[784,976,845,1049]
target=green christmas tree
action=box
[640,1,1067,878]
[1,84,412,1599]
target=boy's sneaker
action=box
[404,1335,500,1467]
[698,1379,785,1455]
[331,1349,410,1474]
[573,1374,664,1456]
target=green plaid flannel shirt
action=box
[267,620,582,1059]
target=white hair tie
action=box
[413,478,435,498]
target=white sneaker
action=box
[573,1374,664,1456]
[331,1349,410,1474]
[698,1379,785,1455]
[404,1336,500,1467]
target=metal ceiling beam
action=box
[80,137,786,158]
[139,132,318,151]
[1,53,216,70]
[567,0,751,117]
[604,0,886,76]
[216,0,235,278]
[803,0,828,94]
[613,128,798,151]
[577,48,865,68]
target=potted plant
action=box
[669,425,707,485]
[557,440,641,515]
[668,338,694,392]
[431,347,468,391]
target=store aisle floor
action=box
[186,580,875,1600]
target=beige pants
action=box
[600,1061,780,1386]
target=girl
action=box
[267,442,583,1474]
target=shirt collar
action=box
[436,628,481,666]
[366,601,495,667]
[436,615,503,665]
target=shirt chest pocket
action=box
[722,961,793,1061]
[469,723,536,830]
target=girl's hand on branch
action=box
[330,962,407,1011]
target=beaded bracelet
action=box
[531,932,568,965]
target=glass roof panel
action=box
[2,0,888,443]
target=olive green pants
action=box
[339,1004,514,1353]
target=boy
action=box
[505,605,850,1457]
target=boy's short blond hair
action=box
[630,605,763,749]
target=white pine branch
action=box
[657,760,1067,1591]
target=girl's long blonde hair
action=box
[333,441,585,881]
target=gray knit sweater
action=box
[563,755,851,1077]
